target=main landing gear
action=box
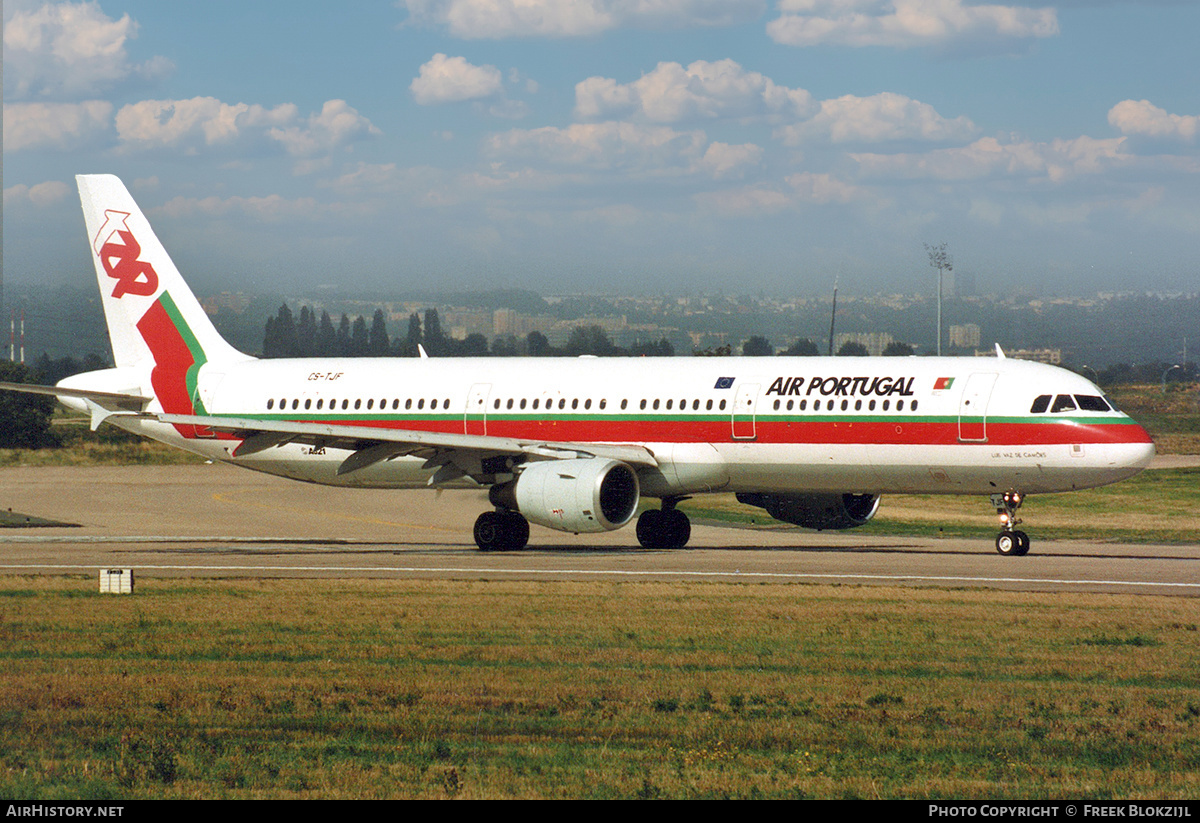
[992,490,1030,556]
[636,499,692,549]
[474,509,530,552]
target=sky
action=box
[3,0,1198,300]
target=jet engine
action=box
[491,458,640,534]
[736,492,880,531]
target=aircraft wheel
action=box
[636,508,691,549]
[502,510,530,551]
[474,510,530,552]
[474,511,505,552]
[996,531,1030,556]
[636,509,664,549]
[663,509,691,549]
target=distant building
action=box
[949,323,981,348]
[835,332,894,356]
[976,347,1062,365]
[201,292,252,315]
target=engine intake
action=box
[736,492,880,531]
[491,458,639,534]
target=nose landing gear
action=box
[992,490,1029,556]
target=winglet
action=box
[994,344,1006,359]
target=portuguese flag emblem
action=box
[934,377,955,391]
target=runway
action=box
[2,464,1198,596]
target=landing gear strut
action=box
[992,490,1029,556]
[635,499,691,549]
[474,509,530,552]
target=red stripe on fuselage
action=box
[269,416,1151,447]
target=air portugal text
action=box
[765,375,917,398]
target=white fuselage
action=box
[69,354,1155,499]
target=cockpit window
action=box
[1075,395,1111,412]
[1050,395,1077,413]
[1030,395,1051,414]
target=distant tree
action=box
[369,309,390,356]
[526,330,552,357]
[297,306,317,356]
[350,315,370,356]
[491,335,519,357]
[337,314,352,356]
[317,311,337,356]
[630,338,674,357]
[263,303,298,358]
[837,341,869,356]
[423,309,446,355]
[883,341,915,356]
[742,336,773,357]
[0,361,59,448]
[780,338,820,356]
[564,325,620,356]
[459,333,490,357]
[693,344,732,357]
[398,312,422,357]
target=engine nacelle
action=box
[736,492,880,531]
[492,458,640,534]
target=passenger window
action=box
[1075,395,1111,412]
[1030,395,1051,414]
[1051,395,1076,413]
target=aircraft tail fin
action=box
[78,174,250,371]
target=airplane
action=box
[0,175,1156,556]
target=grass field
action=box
[680,467,1200,544]
[1,577,1198,799]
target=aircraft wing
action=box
[0,380,660,482]
[0,381,152,431]
[158,412,660,481]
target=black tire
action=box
[636,509,664,549]
[474,511,504,552]
[1012,530,1030,556]
[663,509,691,549]
[501,510,530,551]
[996,531,1018,556]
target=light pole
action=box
[925,243,952,357]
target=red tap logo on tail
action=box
[93,210,159,298]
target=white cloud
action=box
[3,100,113,151]
[399,0,765,39]
[785,171,863,204]
[777,92,977,144]
[411,54,504,104]
[113,97,379,162]
[850,134,1131,183]
[486,121,708,172]
[575,59,814,123]
[157,193,320,222]
[697,142,763,178]
[767,0,1058,50]
[694,185,792,216]
[268,99,382,157]
[1108,100,1198,143]
[4,180,72,208]
[3,0,172,99]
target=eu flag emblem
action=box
[714,377,735,389]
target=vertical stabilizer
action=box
[78,174,250,370]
